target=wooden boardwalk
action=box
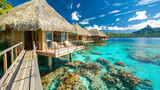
[0,42,42,90]
[9,51,35,90]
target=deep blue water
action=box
[72,37,160,90]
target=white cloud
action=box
[115,9,138,16]
[79,21,89,25]
[128,11,147,21]
[71,11,81,21]
[70,3,73,9]
[77,3,80,8]
[99,15,106,17]
[107,19,160,30]
[79,17,96,25]
[154,12,160,18]
[86,24,107,30]
[116,18,120,21]
[112,3,123,6]
[109,10,121,14]
[148,4,158,7]
[137,0,160,6]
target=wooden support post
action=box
[48,57,52,70]
[69,53,72,62]
[15,47,17,58]
[77,35,79,41]
[52,32,54,42]
[3,53,7,73]
[11,49,14,64]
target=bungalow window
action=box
[46,32,52,48]
[62,32,66,42]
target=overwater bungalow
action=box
[89,29,109,42]
[69,23,93,43]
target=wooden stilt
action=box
[3,53,7,73]
[48,57,52,69]
[69,53,72,62]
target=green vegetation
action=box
[106,25,160,37]
[0,0,12,15]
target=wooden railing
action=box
[35,41,85,56]
[0,42,23,73]
[33,42,43,90]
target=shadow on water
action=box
[38,55,68,77]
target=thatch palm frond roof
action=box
[99,31,107,37]
[72,23,91,36]
[89,29,107,37]
[0,0,75,33]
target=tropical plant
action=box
[0,0,12,15]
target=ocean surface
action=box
[42,37,160,90]
[71,37,160,90]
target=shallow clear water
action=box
[72,37,160,90]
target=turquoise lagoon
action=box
[43,37,160,90]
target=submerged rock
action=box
[115,62,125,66]
[97,58,110,65]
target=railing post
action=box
[11,49,14,64]
[15,47,17,58]
[3,53,7,73]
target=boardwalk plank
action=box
[11,52,29,90]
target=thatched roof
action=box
[99,31,107,37]
[0,0,75,33]
[89,29,107,37]
[72,23,91,36]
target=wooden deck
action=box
[36,45,84,58]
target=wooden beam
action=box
[3,53,7,73]
[11,49,14,64]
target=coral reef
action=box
[65,60,84,68]
[97,58,110,65]
[42,67,69,89]
[129,54,155,64]
[118,71,142,87]
[92,52,101,55]
[56,72,82,90]
[115,62,125,66]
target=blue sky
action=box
[9,0,160,33]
